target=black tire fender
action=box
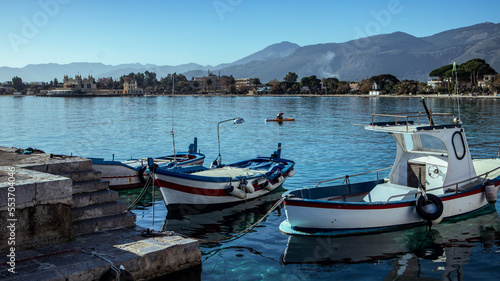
[138,166,147,183]
[415,194,444,221]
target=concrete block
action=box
[35,178,73,203]
[0,227,201,281]
[0,168,72,209]
[0,182,36,208]
[0,203,72,254]
[18,156,92,174]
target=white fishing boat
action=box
[280,99,500,236]
[282,206,500,264]
[90,138,205,190]
[150,143,295,214]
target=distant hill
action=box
[0,62,211,82]
[212,22,500,82]
[1,22,499,83]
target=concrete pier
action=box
[0,147,201,280]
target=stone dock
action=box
[0,147,201,280]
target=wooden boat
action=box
[265,118,295,122]
[280,104,500,236]
[150,143,295,214]
[90,138,205,190]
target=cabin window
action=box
[419,134,446,153]
[452,131,466,160]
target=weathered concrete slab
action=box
[0,227,202,281]
[0,167,73,254]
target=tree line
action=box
[2,58,499,95]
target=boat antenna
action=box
[453,61,461,123]
[420,97,434,126]
[171,74,177,166]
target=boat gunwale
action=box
[154,157,295,183]
[90,152,205,167]
[284,164,500,207]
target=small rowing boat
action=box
[90,138,205,190]
[150,143,295,215]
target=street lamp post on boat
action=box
[217,117,245,166]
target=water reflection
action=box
[160,189,285,245]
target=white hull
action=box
[283,189,489,231]
[93,163,148,190]
[92,153,205,190]
[156,172,286,207]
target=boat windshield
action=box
[404,134,446,153]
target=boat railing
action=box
[384,165,500,203]
[313,166,392,188]
[371,112,456,131]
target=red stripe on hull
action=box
[284,186,485,210]
[156,178,228,197]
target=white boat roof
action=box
[362,112,459,134]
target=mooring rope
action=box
[175,196,288,244]
[127,174,153,211]
[82,248,122,281]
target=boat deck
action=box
[473,158,500,179]
[191,166,265,178]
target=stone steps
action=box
[72,212,137,236]
[66,166,136,237]
[60,169,102,183]
[20,155,137,237]
[73,179,110,194]
[72,189,118,208]
[72,201,129,221]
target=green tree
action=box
[12,76,24,91]
[322,77,340,94]
[252,78,261,87]
[205,78,213,91]
[284,72,298,83]
[429,64,453,78]
[300,75,321,94]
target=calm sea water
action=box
[1,95,500,280]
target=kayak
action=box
[265,118,295,122]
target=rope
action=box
[178,196,288,244]
[127,174,153,211]
[82,248,122,281]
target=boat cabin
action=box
[366,112,477,193]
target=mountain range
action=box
[2,22,499,83]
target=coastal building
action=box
[123,80,144,94]
[369,81,382,95]
[350,82,359,91]
[63,75,97,90]
[191,72,221,91]
[44,74,144,96]
[235,78,252,89]
[478,74,498,88]
[427,79,442,89]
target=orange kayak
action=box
[265,118,295,122]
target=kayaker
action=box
[276,112,284,120]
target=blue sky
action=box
[1,0,499,68]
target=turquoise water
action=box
[1,96,500,280]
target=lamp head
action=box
[233,117,245,124]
